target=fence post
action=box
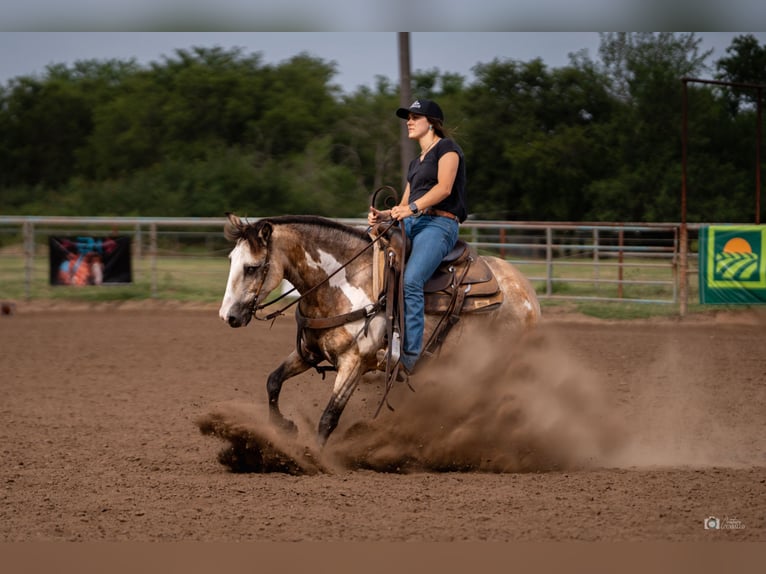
[593,228,600,292]
[618,227,624,299]
[545,226,553,296]
[672,225,679,304]
[149,222,158,298]
[134,223,142,259]
[23,220,34,299]
[499,227,506,258]
[679,223,688,316]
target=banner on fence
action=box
[698,225,766,304]
[49,236,132,286]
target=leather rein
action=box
[247,220,394,325]
[247,188,403,376]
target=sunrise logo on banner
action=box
[699,226,766,304]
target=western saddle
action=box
[370,222,504,375]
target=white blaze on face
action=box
[219,241,250,321]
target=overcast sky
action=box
[1,32,764,94]
[2,0,765,31]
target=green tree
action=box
[0,59,138,188]
[335,78,400,199]
[461,57,614,220]
[2,34,762,224]
[584,33,711,221]
[715,33,766,114]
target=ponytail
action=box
[428,118,448,139]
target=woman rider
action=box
[368,99,468,374]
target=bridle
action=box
[245,186,400,325]
[237,186,409,405]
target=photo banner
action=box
[49,236,132,286]
[698,225,766,304]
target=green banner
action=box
[698,225,766,304]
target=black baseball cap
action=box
[396,99,444,122]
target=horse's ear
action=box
[258,222,272,244]
[223,212,242,242]
[226,212,241,228]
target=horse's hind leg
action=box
[267,350,311,434]
[317,357,365,446]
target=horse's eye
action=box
[244,265,260,276]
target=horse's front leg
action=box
[317,355,366,446]
[267,350,312,434]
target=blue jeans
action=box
[400,215,459,372]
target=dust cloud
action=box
[198,326,629,474]
[329,327,628,473]
[197,403,327,475]
[198,319,763,474]
[606,334,762,469]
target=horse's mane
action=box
[224,215,371,245]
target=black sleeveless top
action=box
[406,138,468,222]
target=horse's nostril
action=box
[227,315,241,328]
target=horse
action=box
[218,212,541,446]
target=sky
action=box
[1,32,764,95]
[2,0,765,32]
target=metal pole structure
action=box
[680,79,689,316]
[398,32,412,192]
[681,77,765,224]
[679,77,766,314]
[757,86,762,224]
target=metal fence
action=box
[0,215,703,311]
[465,220,691,305]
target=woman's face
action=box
[406,113,431,140]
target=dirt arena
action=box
[1,302,764,542]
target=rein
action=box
[250,186,401,324]
[243,186,410,392]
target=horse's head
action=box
[219,213,282,328]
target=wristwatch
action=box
[409,201,420,216]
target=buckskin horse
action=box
[218,212,540,446]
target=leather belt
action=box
[422,208,459,222]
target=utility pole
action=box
[398,32,412,193]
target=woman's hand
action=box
[390,204,412,220]
[367,206,392,225]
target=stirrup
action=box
[376,331,401,370]
[389,331,401,363]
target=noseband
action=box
[244,246,272,320]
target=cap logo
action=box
[411,100,422,109]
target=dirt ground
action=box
[1,301,764,542]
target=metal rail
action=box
[0,216,709,310]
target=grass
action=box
[540,299,735,320]
[0,250,752,321]
[0,253,230,303]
